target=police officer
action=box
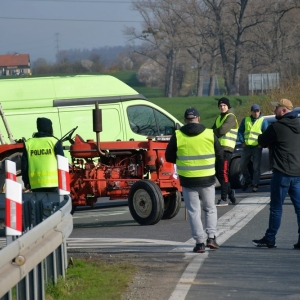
[238,104,269,192]
[212,97,238,206]
[165,107,223,253]
[21,117,64,192]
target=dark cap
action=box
[37,117,53,134]
[184,107,199,119]
[218,97,231,108]
[251,104,260,111]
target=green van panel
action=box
[58,105,124,142]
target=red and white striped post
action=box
[5,160,22,238]
[57,155,70,195]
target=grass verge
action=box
[45,256,136,300]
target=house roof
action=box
[0,54,30,67]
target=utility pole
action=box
[55,33,60,62]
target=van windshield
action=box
[127,105,175,136]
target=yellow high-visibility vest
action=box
[176,129,215,178]
[215,113,238,149]
[244,117,263,146]
[25,137,58,189]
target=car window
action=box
[127,105,175,136]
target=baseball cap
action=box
[270,98,294,110]
[184,107,199,119]
[251,104,260,111]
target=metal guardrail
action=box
[0,192,73,300]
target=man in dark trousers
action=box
[165,107,223,253]
[21,117,64,192]
[238,104,269,192]
[212,97,238,206]
[253,99,300,249]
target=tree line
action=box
[125,0,300,97]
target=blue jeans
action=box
[240,145,262,186]
[265,169,300,243]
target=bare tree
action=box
[201,0,268,95]
[125,0,188,97]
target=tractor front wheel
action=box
[128,180,164,225]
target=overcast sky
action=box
[0,0,142,63]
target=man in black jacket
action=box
[253,99,300,249]
[165,107,223,253]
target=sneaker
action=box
[193,243,205,253]
[252,185,258,192]
[216,199,228,207]
[242,180,252,191]
[252,237,277,248]
[206,236,220,249]
[228,189,236,204]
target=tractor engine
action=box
[68,134,166,207]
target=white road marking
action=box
[168,196,270,300]
[67,238,183,249]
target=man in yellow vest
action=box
[212,97,238,206]
[21,117,64,192]
[238,104,269,192]
[165,107,223,253]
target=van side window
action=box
[127,105,175,136]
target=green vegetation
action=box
[45,257,136,300]
[148,96,267,127]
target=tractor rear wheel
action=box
[162,191,181,219]
[128,180,164,225]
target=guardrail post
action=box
[5,160,22,244]
[57,155,70,196]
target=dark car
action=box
[229,107,300,188]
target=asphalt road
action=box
[69,182,300,299]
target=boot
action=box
[294,229,300,250]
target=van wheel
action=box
[162,191,181,219]
[229,158,242,189]
[128,180,164,225]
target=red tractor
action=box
[62,103,182,225]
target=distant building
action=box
[0,53,31,76]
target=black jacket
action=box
[258,110,300,176]
[165,123,224,187]
[21,131,64,187]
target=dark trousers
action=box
[216,151,233,200]
[31,187,58,193]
